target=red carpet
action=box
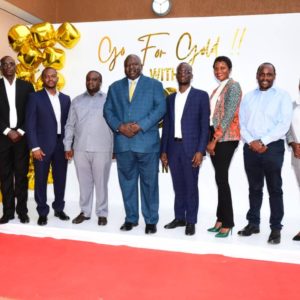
[0,233,300,300]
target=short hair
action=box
[41,67,57,78]
[257,62,276,75]
[213,56,232,70]
[86,70,102,82]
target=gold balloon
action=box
[16,63,36,83]
[31,22,56,48]
[8,24,32,52]
[56,22,80,49]
[57,72,66,90]
[42,47,66,70]
[164,87,177,96]
[34,76,43,91]
[35,71,65,91]
[17,43,44,70]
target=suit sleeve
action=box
[197,91,210,154]
[160,96,170,154]
[25,93,39,149]
[137,80,166,132]
[103,86,122,131]
[19,83,35,131]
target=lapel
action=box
[169,93,176,123]
[15,79,22,111]
[0,78,9,108]
[42,89,58,124]
[181,87,193,119]
[129,74,144,103]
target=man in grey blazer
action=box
[64,71,113,225]
[104,54,166,234]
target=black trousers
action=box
[0,137,29,217]
[210,140,239,228]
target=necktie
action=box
[129,81,136,102]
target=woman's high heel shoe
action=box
[207,226,221,232]
[215,228,232,238]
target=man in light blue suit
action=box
[104,54,166,234]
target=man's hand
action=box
[249,140,268,153]
[192,152,203,168]
[65,150,74,160]
[130,122,141,134]
[7,130,22,143]
[160,152,168,167]
[32,149,45,161]
[118,123,135,137]
[206,140,217,156]
[291,142,300,159]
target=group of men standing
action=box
[0,54,294,244]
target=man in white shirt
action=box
[0,56,34,224]
[160,62,210,235]
[26,67,71,226]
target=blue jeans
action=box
[243,140,284,230]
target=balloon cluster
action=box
[8,22,80,91]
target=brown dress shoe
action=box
[72,213,90,224]
[98,217,107,226]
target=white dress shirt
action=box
[2,77,24,135]
[174,86,191,138]
[45,89,61,134]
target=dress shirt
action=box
[45,89,61,134]
[239,86,292,145]
[2,77,25,135]
[174,86,191,138]
[128,77,140,97]
[64,91,113,152]
[210,78,229,125]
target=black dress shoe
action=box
[19,214,30,224]
[268,229,281,244]
[0,215,14,224]
[237,224,260,236]
[164,219,186,229]
[185,223,195,236]
[72,213,90,224]
[145,224,157,234]
[54,211,70,221]
[120,222,138,231]
[98,217,107,226]
[37,216,47,226]
[292,233,300,241]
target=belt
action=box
[174,137,183,142]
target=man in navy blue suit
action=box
[104,54,166,234]
[161,62,210,235]
[26,67,71,226]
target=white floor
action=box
[0,195,300,265]
[1,152,300,265]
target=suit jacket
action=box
[0,78,35,150]
[104,74,166,153]
[210,79,242,142]
[25,89,71,155]
[161,87,210,159]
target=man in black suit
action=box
[0,56,34,224]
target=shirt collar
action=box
[45,88,59,97]
[3,76,16,86]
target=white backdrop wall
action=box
[58,13,300,222]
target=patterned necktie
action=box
[129,80,136,102]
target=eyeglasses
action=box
[1,62,16,68]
